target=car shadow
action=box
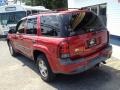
[15,55,120,90]
[0,38,7,41]
[16,55,40,75]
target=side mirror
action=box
[8,29,16,34]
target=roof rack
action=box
[68,8,81,9]
[27,8,89,16]
[27,10,58,16]
[38,10,58,14]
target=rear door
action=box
[21,17,38,58]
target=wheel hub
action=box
[38,60,48,78]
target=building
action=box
[68,0,120,36]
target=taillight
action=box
[59,41,70,58]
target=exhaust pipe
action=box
[102,61,106,64]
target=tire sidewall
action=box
[37,55,55,82]
[8,42,16,56]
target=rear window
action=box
[61,11,106,37]
[40,11,105,37]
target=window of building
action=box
[91,5,98,14]
[83,3,107,26]
[99,4,107,25]
[99,4,106,15]
[26,18,37,35]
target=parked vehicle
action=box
[7,9,112,82]
[0,4,49,38]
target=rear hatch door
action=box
[61,11,108,59]
[68,30,108,59]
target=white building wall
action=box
[68,0,120,36]
[107,1,120,36]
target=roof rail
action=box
[27,10,58,16]
[38,10,58,14]
[51,8,87,11]
[68,8,81,9]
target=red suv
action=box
[7,10,112,82]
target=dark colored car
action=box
[7,10,112,82]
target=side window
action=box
[40,15,60,37]
[27,10,32,16]
[32,10,38,14]
[17,20,26,34]
[26,18,37,35]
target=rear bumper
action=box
[58,45,112,74]
[70,55,109,74]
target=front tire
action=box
[37,55,55,82]
[8,42,17,56]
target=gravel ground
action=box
[0,39,120,90]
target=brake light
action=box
[59,41,70,58]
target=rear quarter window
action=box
[26,18,37,35]
[40,15,61,37]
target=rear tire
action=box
[37,54,55,82]
[8,42,17,56]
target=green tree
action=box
[54,0,68,9]
[25,0,34,6]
